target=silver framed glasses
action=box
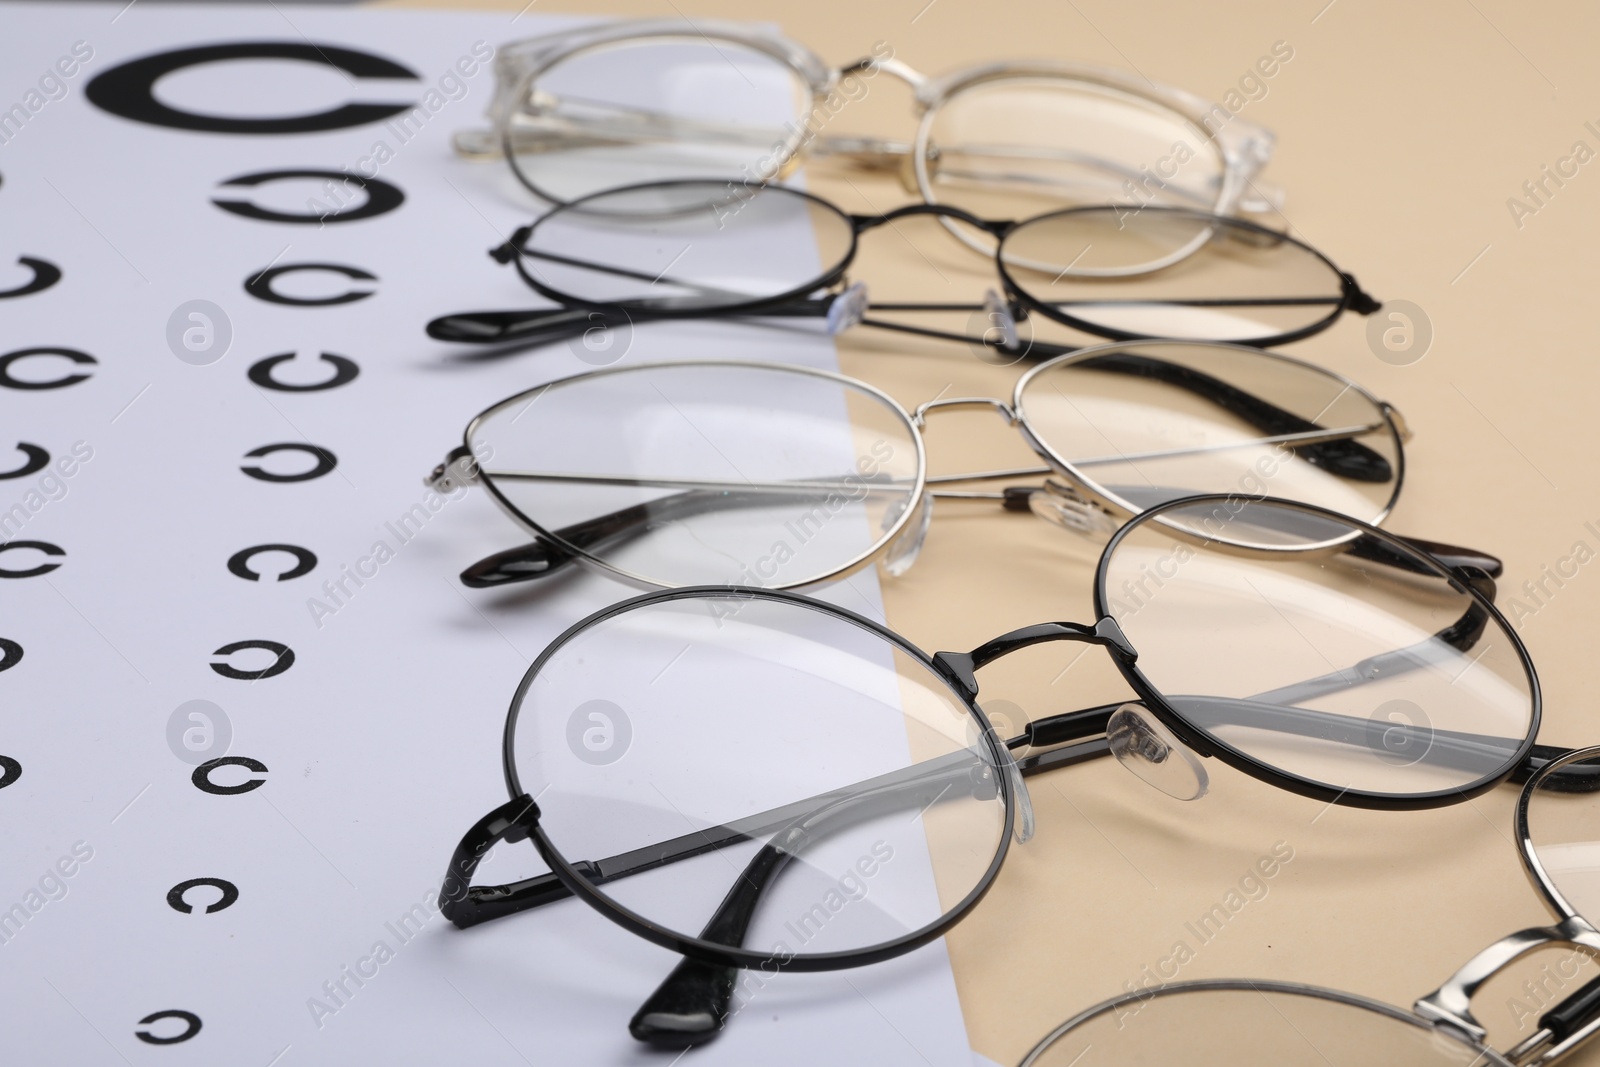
[454,19,1280,256]
[424,344,1500,596]
[1019,744,1600,1067]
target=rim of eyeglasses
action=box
[908,63,1263,259]
[1095,494,1539,812]
[1016,977,1514,1067]
[499,582,1018,972]
[1517,743,1600,925]
[462,358,928,593]
[1012,339,1409,548]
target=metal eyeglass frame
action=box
[425,349,1493,597]
[436,494,1582,1050]
[1020,743,1600,1067]
[426,182,1379,357]
[453,18,1282,258]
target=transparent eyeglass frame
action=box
[455,18,1280,257]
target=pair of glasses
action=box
[453,19,1282,256]
[436,495,1574,1049]
[425,348,1490,595]
[427,181,1378,356]
[1021,743,1600,1066]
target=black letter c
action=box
[245,263,376,306]
[227,544,317,582]
[135,1010,202,1045]
[213,170,404,225]
[0,348,96,390]
[167,877,240,914]
[241,443,337,483]
[87,42,418,134]
[0,256,62,300]
[1,443,49,480]
[247,352,359,392]
[0,541,65,578]
[210,639,295,680]
[192,756,268,795]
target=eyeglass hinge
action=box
[1092,617,1136,661]
[931,650,980,699]
[490,226,532,264]
[426,446,480,493]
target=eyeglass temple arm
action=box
[458,479,887,588]
[438,746,990,931]
[627,764,996,1047]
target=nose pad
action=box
[881,492,933,577]
[1026,479,1120,539]
[1106,704,1209,801]
[966,724,1035,844]
[1000,747,1035,843]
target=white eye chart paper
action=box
[0,4,981,1064]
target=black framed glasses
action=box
[437,496,1572,1049]
[426,180,1378,357]
[1020,744,1600,1066]
[426,352,1497,595]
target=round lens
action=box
[918,73,1227,255]
[517,181,855,312]
[1523,746,1600,922]
[468,362,923,589]
[1015,341,1402,530]
[999,208,1350,342]
[510,591,1012,965]
[1102,498,1536,800]
[1021,982,1504,1066]
[506,36,813,203]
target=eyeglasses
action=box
[1019,742,1600,1066]
[426,181,1378,356]
[453,19,1281,258]
[436,495,1565,1049]
[426,349,1494,595]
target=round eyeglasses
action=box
[426,349,1498,596]
[427,181,1377,355]
[437,495,1565,1049]
[453,19,1281,257]
[1020,743,1600,1067]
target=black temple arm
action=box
[1073,351,1392,482]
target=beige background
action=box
[387,0,1600,1060]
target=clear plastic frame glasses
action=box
[427,181,1378,355]
[1021,744,1600,1067]
[425,349,1499,596]
[454,19,1281,257]
[436,496,1575,1049]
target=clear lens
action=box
[513,592,1010,962]
[506,37,812,203]
[469,362,922,588]
[1000,208,1348,341]
[920,75,1227,254]
[1104,499,1535,798]
[1525,748,1600,922]
[1016,342,1401,529]
[519,181,855,311]
[1021,983,1502,1066]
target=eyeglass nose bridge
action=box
[911,396,1017,430]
